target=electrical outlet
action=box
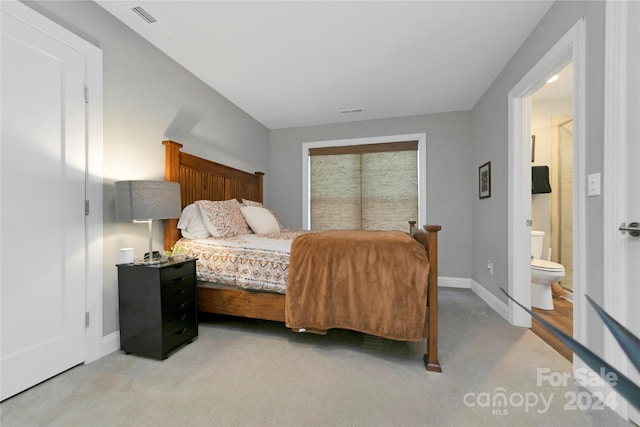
[487,260,494,276]
[588,173,601,197]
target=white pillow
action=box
[240,206,280,235]
[242,199,286,230]
[177,203,210,239]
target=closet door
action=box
[1,4,86,400]
[620,2,639,423]
[604,0,640,422]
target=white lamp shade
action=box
[115,181,181,221]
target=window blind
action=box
[310,142,418,231]
[309,140,418,156]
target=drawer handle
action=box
[173,276,185,283]
[179,302,188,309]
[171,263,188,269]
[176,327,188,335]
[178,314,187,322]
[174,288,188,295]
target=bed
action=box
[162,140,442,372]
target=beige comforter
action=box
[284,230,430,341]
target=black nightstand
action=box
[117,258,198,359]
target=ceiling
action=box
[532,61,573,102]
[96,1,555,130]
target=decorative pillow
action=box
[242,198,262,207]
[242,199,285,230]
[177,203,210,239]
[240,206,280,235]
[196,199,251,238]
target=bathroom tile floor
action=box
[531,295,573,361]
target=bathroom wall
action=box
[554,118,574,289]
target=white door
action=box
[603,0,640,422]
[622,2,639,423]
[1,6,87,400]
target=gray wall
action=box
[25,1,270,337]
[471,0,605,349]
[269,112,473,279]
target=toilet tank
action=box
[531,230,544,259]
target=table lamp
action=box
[115,180,181,265]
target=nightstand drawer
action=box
[163,323,197,354]
[161,274,195,308]
[161,271,194,291]
[163,300,196,338]
[160,261,195,282]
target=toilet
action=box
[531,230,565,310]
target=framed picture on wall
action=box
[479,161,491,199]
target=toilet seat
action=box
[531,259,565,273]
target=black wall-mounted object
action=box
[532,166,552,194]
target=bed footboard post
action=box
[163,140,183,251]
[424,225,442,373]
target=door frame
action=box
[2,1,104,363]
[603,0,636,420]
[507,18,586,346]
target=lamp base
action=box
[133,256,169,265]
[133,252,169,265]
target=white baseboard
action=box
[438,276,471,288]
[101,331,120,357]
[470,280,510,322]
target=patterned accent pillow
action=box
[242,199,262,207]
[196,199,251,238]
[242,199,286,230]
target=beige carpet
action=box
[0,288,630,426]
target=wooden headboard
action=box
[163,140,264,250]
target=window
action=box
[302,134,427,231]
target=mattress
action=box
[172,230,310,294]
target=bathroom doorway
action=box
[507,19,586,369]
[530,62,574,361]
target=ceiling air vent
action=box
[131,6,157,24]
[339,108,364,115]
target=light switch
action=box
[588,173,601,197]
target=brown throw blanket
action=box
[285,230,430,341]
